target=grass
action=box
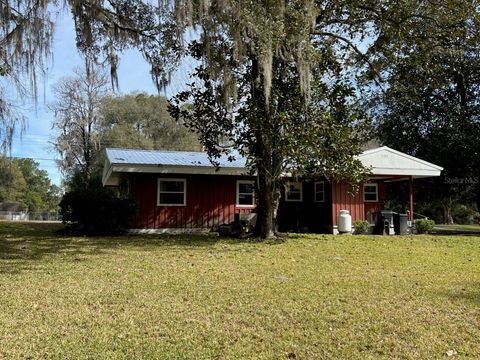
[433,224,480,235]
[0,221,479,359]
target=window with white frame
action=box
[285,182,303,202]
[314,181,325,202]
[157,178,186,206]
[237,180,255,206]
[363,183,378,202]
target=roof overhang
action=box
[358,146,443,179]
[103,163,248,186]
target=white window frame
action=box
[157,178,186,206]
[285,181,303,202]
[236,180,256,207]
[314,181,325,203]
[363,183,378,203]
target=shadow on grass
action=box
[0,221,266,274]
[436,284,480,306]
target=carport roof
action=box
[357,146,443,178]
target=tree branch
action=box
[311,30,385,90]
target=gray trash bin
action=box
[393,213,409,235]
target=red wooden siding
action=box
[331,181,386,225]
[129,174,254,229]
[364,181,385,222]
[331,182,364,225]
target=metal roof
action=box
[105,148,247,168]
[103,146,443,186]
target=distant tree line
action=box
[0,157,61,212]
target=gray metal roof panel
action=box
[105,148,247,168]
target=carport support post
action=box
[409,176,414,222]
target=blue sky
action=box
[10,10,194,186]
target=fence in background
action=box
[0,211,61,221]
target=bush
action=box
[59,176,136,236]
[414,218,435,234]
[353,220,370,235]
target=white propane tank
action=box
[338,210,352,233]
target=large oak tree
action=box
[66,0,431,237]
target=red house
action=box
[102,146,443,233]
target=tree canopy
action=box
[0,156,61,212]
[367,0,480,222]
[100,93,201,151]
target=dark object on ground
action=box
[373,210,395,235]
[393,213,409,235]
[218,213,257,237]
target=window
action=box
[363,183,378,202]
[314,181,325,202]
[157,179,186,206]
[237,180,255,206]
[285,182,303,202]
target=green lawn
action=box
[433,224,480,235]
[0,222,479,359]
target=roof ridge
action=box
[106,147,208,154]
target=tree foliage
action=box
[0,0,55,151]
[100,93,201,151]
[0,156,61,212]
[50,60,110,180]
[366,0,480,223]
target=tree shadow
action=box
[434,284,480,306]
[0,222,267,274]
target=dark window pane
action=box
[159,192,184,205]
[238,194,254,205]
[288,191,301,200]
[160,180,184,192]
[239,183,254,194]
[315,192,324,202]
[364,185,376,193]
[364,193,377,201]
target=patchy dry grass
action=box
[0,221,479,359]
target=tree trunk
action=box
[255,166,276,239]
[249,55,281,239]
[442,198,454,224]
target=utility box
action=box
[393,213,409,235]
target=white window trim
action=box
[157,178,186,206]
[314,181,325,203]
[285,181,303,202]
[236,180,256,207]
[363,183,378,203]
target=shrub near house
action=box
[60,176,136,235]
[414,218,435,234]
